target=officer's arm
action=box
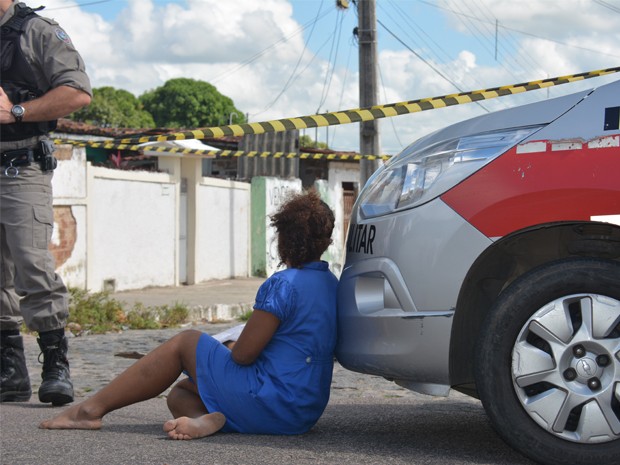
[0,85,91,124]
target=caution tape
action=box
[53,139,390,161]
[107,66,620,146]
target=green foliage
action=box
[123,303,160,330]
[66,288,189,334]
[69,80,246,131]
[238,309,253,321]
[71,86,155,128]
[139,78,246,128]
[157,303,190,327]
[67,287,126,333]
[299,134,328,149]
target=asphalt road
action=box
[0,310,536,465]
[1,392,535,465]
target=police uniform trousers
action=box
[0,162,68,332]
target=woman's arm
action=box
[231,310,280,365]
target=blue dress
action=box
[194,261,338,434]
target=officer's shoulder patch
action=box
[30,16,74,46]
[54,28,72,45]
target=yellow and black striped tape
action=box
[109,66,620,146]
[53,138,389,161]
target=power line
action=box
[375,16,490,112]
[377,62,404,150]
[459,1,543,77]
[44,0,112,10]
[254,28,336,117]
[420,0,620,59]
[210,7,333,87]
[382,1,460,76]
[328,40,355,150]
[593,0,620,14]
[316,6,348,112]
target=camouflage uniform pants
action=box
[0,163,68,332]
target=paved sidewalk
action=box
[111,277,266,321]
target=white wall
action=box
[264,178,303,277]
[51,149,254,292]
[195,177,250,281]
[324,161,361,276]
[51,146,354,292]
[88,167,177,292]
[51,146,88,289]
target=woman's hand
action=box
[231,310,280,365]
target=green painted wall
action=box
[250,177,267,276]
[314,179,338,266]
[250,177,344,277]
[250,177,303,277]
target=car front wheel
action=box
[475,258,620,465]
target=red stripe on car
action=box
[441,140,620,238]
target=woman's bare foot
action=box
[163,412,226,440]
[39,403,103,430]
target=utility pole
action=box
[357,0,380,187]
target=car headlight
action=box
[359,126,543,219]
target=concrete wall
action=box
[322,162,361,276]
[50,145,88,289]
[50,146,353,292]
[250,177,303,277]
[250,173,353,278]
[88,167,177,292]
[195,177,251,282]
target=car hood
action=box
[401,87,593,156]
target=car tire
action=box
[474,257,620,465]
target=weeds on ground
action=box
[238,309,253,321]
[66,287,190,334]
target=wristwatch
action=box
[11,104,25,123]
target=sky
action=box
[26,0,620,155]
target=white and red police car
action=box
[337,78,620,465]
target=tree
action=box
[139,78,245,128]
[71,87,155,128]
[299,134,328,150]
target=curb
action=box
[186,302,254,323]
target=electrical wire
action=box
[593,0,620,14]
[375,16,490,112]
[316,7,347,113]
[377,63,404,151]
[381,0,489,102]
[44,0,113,11]
[455,0,543,82]
[420,0,620,59]
[259,0,326,114]
[446,1,527,83]
[210,7,332,87]
[328,40,355,149]
[252,30,336,118]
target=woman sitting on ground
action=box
[40,190,338,440]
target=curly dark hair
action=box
[270,190,335,268]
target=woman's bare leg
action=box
[166,378,207,418]
[163,369,227,439]
[39,330,204,430]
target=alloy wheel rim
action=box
[511,293,620,443]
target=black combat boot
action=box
[37,329,74,406]
[0,332,32,402]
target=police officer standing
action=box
[0,0,92,406]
